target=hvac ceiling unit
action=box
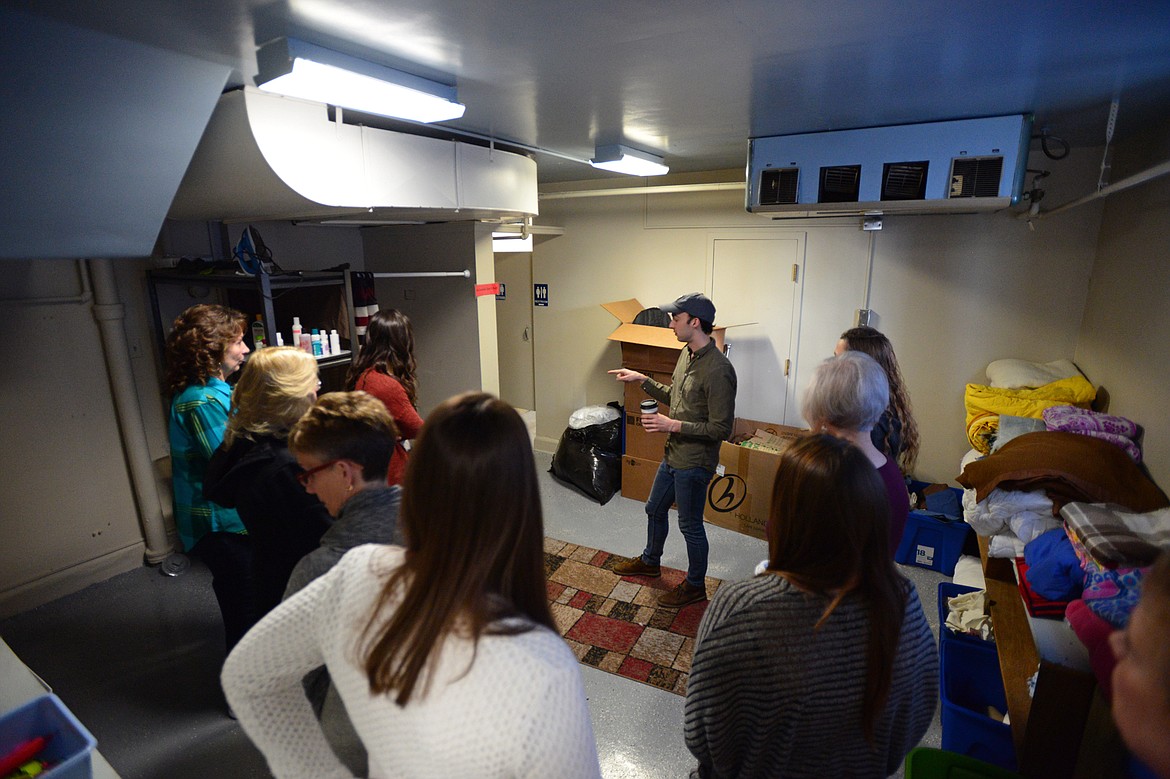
[747,115,1032,217]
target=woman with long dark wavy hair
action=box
[164,303,254,653]
[223,392,601,778]
[836,326,920,475]
[345,308,424,485]
[685,434,937,778]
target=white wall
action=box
[1076,118,1170,491]
[360,222,498,416]
[534,148,1104,484]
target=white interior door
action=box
[495,251,535,410]
[710,236,804,426]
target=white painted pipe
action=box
[1039,158,1170,218]
[88,259,171,563]
[539,181,745,200]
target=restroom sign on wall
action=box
[534,283,549,307]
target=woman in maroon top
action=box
[345,309,424,485]
[802,351,911,557]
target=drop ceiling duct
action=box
[169,87,538,224]
[747,115,1032,218]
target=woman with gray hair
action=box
[801,350,910,556]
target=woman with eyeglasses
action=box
[206,346,332,620]
[223,392,602,778]
[283,391,403,599]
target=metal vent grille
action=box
[881,161,929,200]
[818,165,861,203]
[949,156,1005,198]
[759,167,799,205]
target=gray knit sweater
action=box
[283,485,402,599]
[684,574,938,778]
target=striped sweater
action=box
[684,574,938,778]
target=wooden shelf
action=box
[976,535,1120,778]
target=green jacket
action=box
[642,339,737,471]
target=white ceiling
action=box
[12,0,1170,183]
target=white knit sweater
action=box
[222,544,602,779]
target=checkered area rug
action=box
[544,537,724,696]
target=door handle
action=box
[522,326,530,342]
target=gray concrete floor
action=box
[0,450,943,778]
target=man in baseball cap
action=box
[660,292,716,324]
[608,292,737,607]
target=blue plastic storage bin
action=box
[0,694,96,779]
[940,639,1016,771]
[895,510,973,576]
[937,581,998,653]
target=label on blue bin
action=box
[915,545,936,566]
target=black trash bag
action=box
[579,416,621,454]
[550,421,621,505]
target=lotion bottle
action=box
[251,314,266,349]
[311,329,323,356]
[329,330,341,355]
[291,317,303,349]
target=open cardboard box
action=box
[601,298,743,373]
[704,418,807,540]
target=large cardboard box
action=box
[621,454,662,503]
[621,370,672,461]
[601,299,733,371]
[704,418,807,540]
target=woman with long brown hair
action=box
[836,325,920,475]
[685,434,937,778]
[222,392,601,778]
[345,308,424,485]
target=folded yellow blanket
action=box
[964,375,1096,454]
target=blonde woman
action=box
[206,347,332,620]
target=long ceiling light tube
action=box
[255,37,465,124]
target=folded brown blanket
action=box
[957,431,1168,513]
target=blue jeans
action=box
[641,461,714,588]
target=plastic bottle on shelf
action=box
[251,314,266,349]
[299,331,312,353]
[275,332,284,347]
[291,317,302,349]
[320,328,331,356]
[329,330,341,355]
[311,329,323,356]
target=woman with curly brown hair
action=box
[345,308,423,485]
[164,303,253,653]
[836,326,920,475]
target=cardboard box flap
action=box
[607,322,685,350]
[601,298,648,325]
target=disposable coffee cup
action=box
[640,399,659,415]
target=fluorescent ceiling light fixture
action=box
[256,37,465,124]
[590,144,669,176]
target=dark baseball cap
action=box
[660,292,715,323]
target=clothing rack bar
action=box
[366,270,471,279]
